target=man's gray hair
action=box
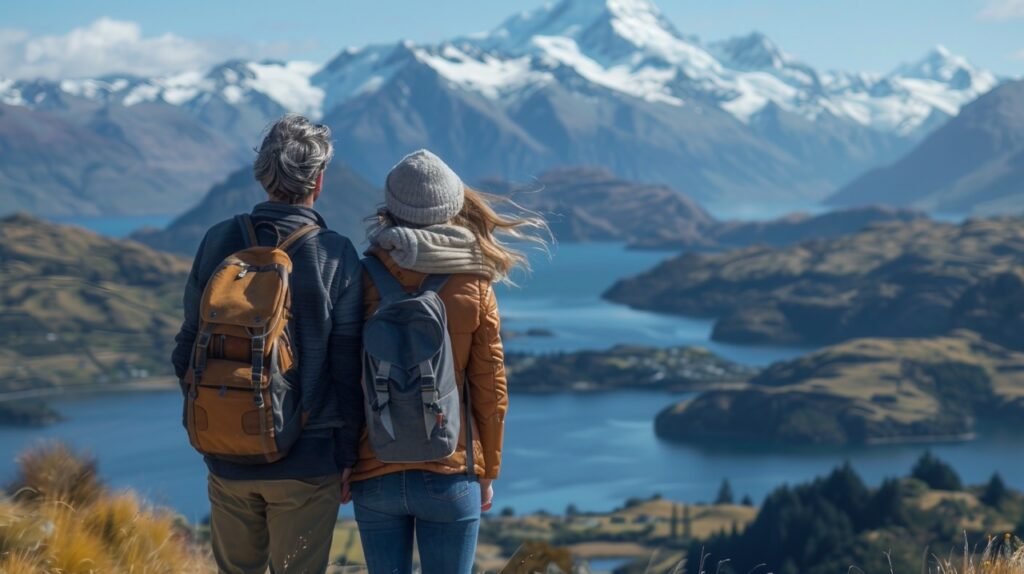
[253,114,334,203]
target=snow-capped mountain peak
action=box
[1,0,1003,143]
[487,0,670,47]
[1,60,323,118]
[892,44,998,92]
[483,0,709,67]
[710,32,792,71]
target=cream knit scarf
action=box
[369,224,500,281]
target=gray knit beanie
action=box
[385,149,465,226]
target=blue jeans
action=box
[352,470,481,574]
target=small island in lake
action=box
[656,331,1024,446]
[605,216,1024,347]
[506,345,755,393]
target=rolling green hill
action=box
[0,214,187,423]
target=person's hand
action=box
[480,478,494,512]
[340,468,353,505]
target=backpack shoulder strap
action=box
[362,255,407,299]
[235,214,258,248]
[420,274,451,294]
[277,224,322,256]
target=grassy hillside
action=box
[656,331,1024,445]
[606,216,1024,347]
[0,214,187,423]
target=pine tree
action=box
[715,479,734,504]
[981,473,1008,508]
[741,494,754,506]
[670,503,680,539]
[911,451,962,490]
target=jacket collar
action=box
[251,201,327,228]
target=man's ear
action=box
[312,171,324,202]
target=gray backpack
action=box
[361,256,472,465]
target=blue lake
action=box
[2,221,1019,522]
[49,214,176,238]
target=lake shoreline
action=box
[0,378,180,404]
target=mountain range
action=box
[0,0,1003,217]
[131,160,923,257]
[828,79,1024,215]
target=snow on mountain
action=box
[0,77,23,106]
[894,45,996,87]
[1,0,999,138]
[813,47,998,134]
[487,0,711,68]
[0,0,1003,149]
[315,0,999,136]
[2,60,324,119]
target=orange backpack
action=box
[184,215,321,464]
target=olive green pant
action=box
[208,473,342,574]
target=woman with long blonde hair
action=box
[347,149,547,574]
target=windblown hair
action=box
[253,113,334,204]
[370,186,551,283]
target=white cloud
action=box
[978,0,1024,20]
[0,18,294,79]
[1014,49,1024,60]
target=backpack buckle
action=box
[374,361,392,383]
[250,334,266,388]
[420,381,439,404]
[192,330,213,385]
[417,361,435,382]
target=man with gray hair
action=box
[172,114,364,573]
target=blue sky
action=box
[0,0,1022,78]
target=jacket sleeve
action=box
[171,235,207,394]
[330,242,365,470]
[465,281,508,480]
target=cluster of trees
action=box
[686,453,1017,574]
[490,452,1016,574]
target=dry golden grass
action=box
[928,534,1024,574]
[0,550,45,574]
[10,442,104,508]
[0,442,213,573]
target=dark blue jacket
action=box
[172,201,364,480]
